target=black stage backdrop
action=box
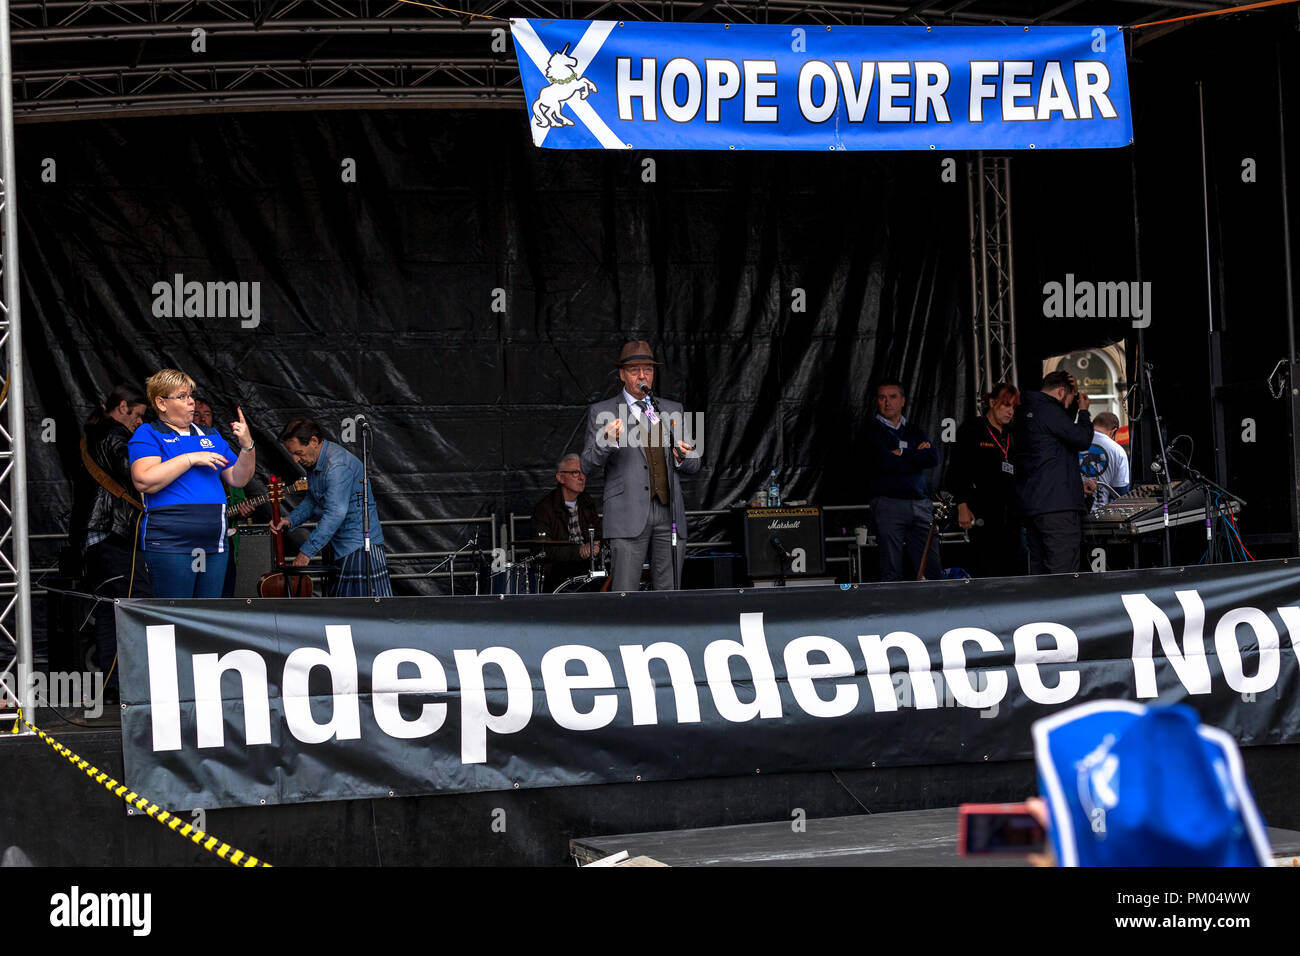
[117,561,1300,811]
[12,16,1300,599]
[17,109,971,587]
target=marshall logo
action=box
[746,507,826,578]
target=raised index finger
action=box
[237,405,247,424]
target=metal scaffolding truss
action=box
[967,153,1017,405]
[0,0,32,730]
[7,0,1232,119]
[4,0,1222,36]
[18,57,523,116]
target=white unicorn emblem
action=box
[531,43,599,129]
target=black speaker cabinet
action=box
[233,532,275,597]
[744,506,826,579]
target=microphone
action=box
[639,383,661,411]
[354,413,372,431]
[770,536,792,559]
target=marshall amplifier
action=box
[744,506,826,579]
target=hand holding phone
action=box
[957,802,1048,856]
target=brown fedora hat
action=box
[615,340,662,368]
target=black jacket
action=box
[530,486,603,585]
[948,416,1016,521]
[1012,390,1094,516]
[68,417,139,550]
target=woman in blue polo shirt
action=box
[129,369,257,598]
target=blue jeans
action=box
[144,550,229,599]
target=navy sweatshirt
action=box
[864,417,939,500]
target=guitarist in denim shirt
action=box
[273,417,392,597]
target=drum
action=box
[553,573,610,594]
[489,562,541,595]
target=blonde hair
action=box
[145,369,195,412]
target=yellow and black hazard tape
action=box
[11,708,272,867]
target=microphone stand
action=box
[642,386,681,591]
[432,534,477,595]
[769,539,788,587]
[587,526,605,578]
[360,417,375,597]
[1142,362,1175,567]
[1165,453,1248,564]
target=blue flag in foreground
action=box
[510,20,1133,151]
[1033,701,1272,867]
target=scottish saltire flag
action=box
[510,20,1132,151]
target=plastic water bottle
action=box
[767,468,781,508]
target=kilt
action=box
[332,543,393,597]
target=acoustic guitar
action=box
[916,494,954,581]
[257,475,313,598]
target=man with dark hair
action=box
[273,416,391,596]
[67,384,150,702]
[531,452,603,590]
[865,379,941,581]
[1082,411,1131,511]
[1012,372,1096,574]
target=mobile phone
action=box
[957,803,1047,856]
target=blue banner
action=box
[510,20,1133,151]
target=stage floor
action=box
[572,808,1300,867]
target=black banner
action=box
[117,560,1300,810]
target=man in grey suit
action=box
[581,341,701,591]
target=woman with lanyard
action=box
[949,382,1025,578]
[129,369,256,598]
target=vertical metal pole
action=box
[0,0,34,726]
[1278,47,1300,556]
[967,156,982,408]
[1130,149,1146,482]
[1002,159,1018,385]
[1199,83,1215,340]
[1198,83,1229,488]
[976,155,994,391]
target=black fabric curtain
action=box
[17,109,969,588]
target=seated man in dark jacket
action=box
[865,380,941,581]
[1012,371,1096,575]
[67,384,150,700]
[531,453,603,591]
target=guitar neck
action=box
[271,485,286,567]
[227,480,306,517]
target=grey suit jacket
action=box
[580,393,702,540]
